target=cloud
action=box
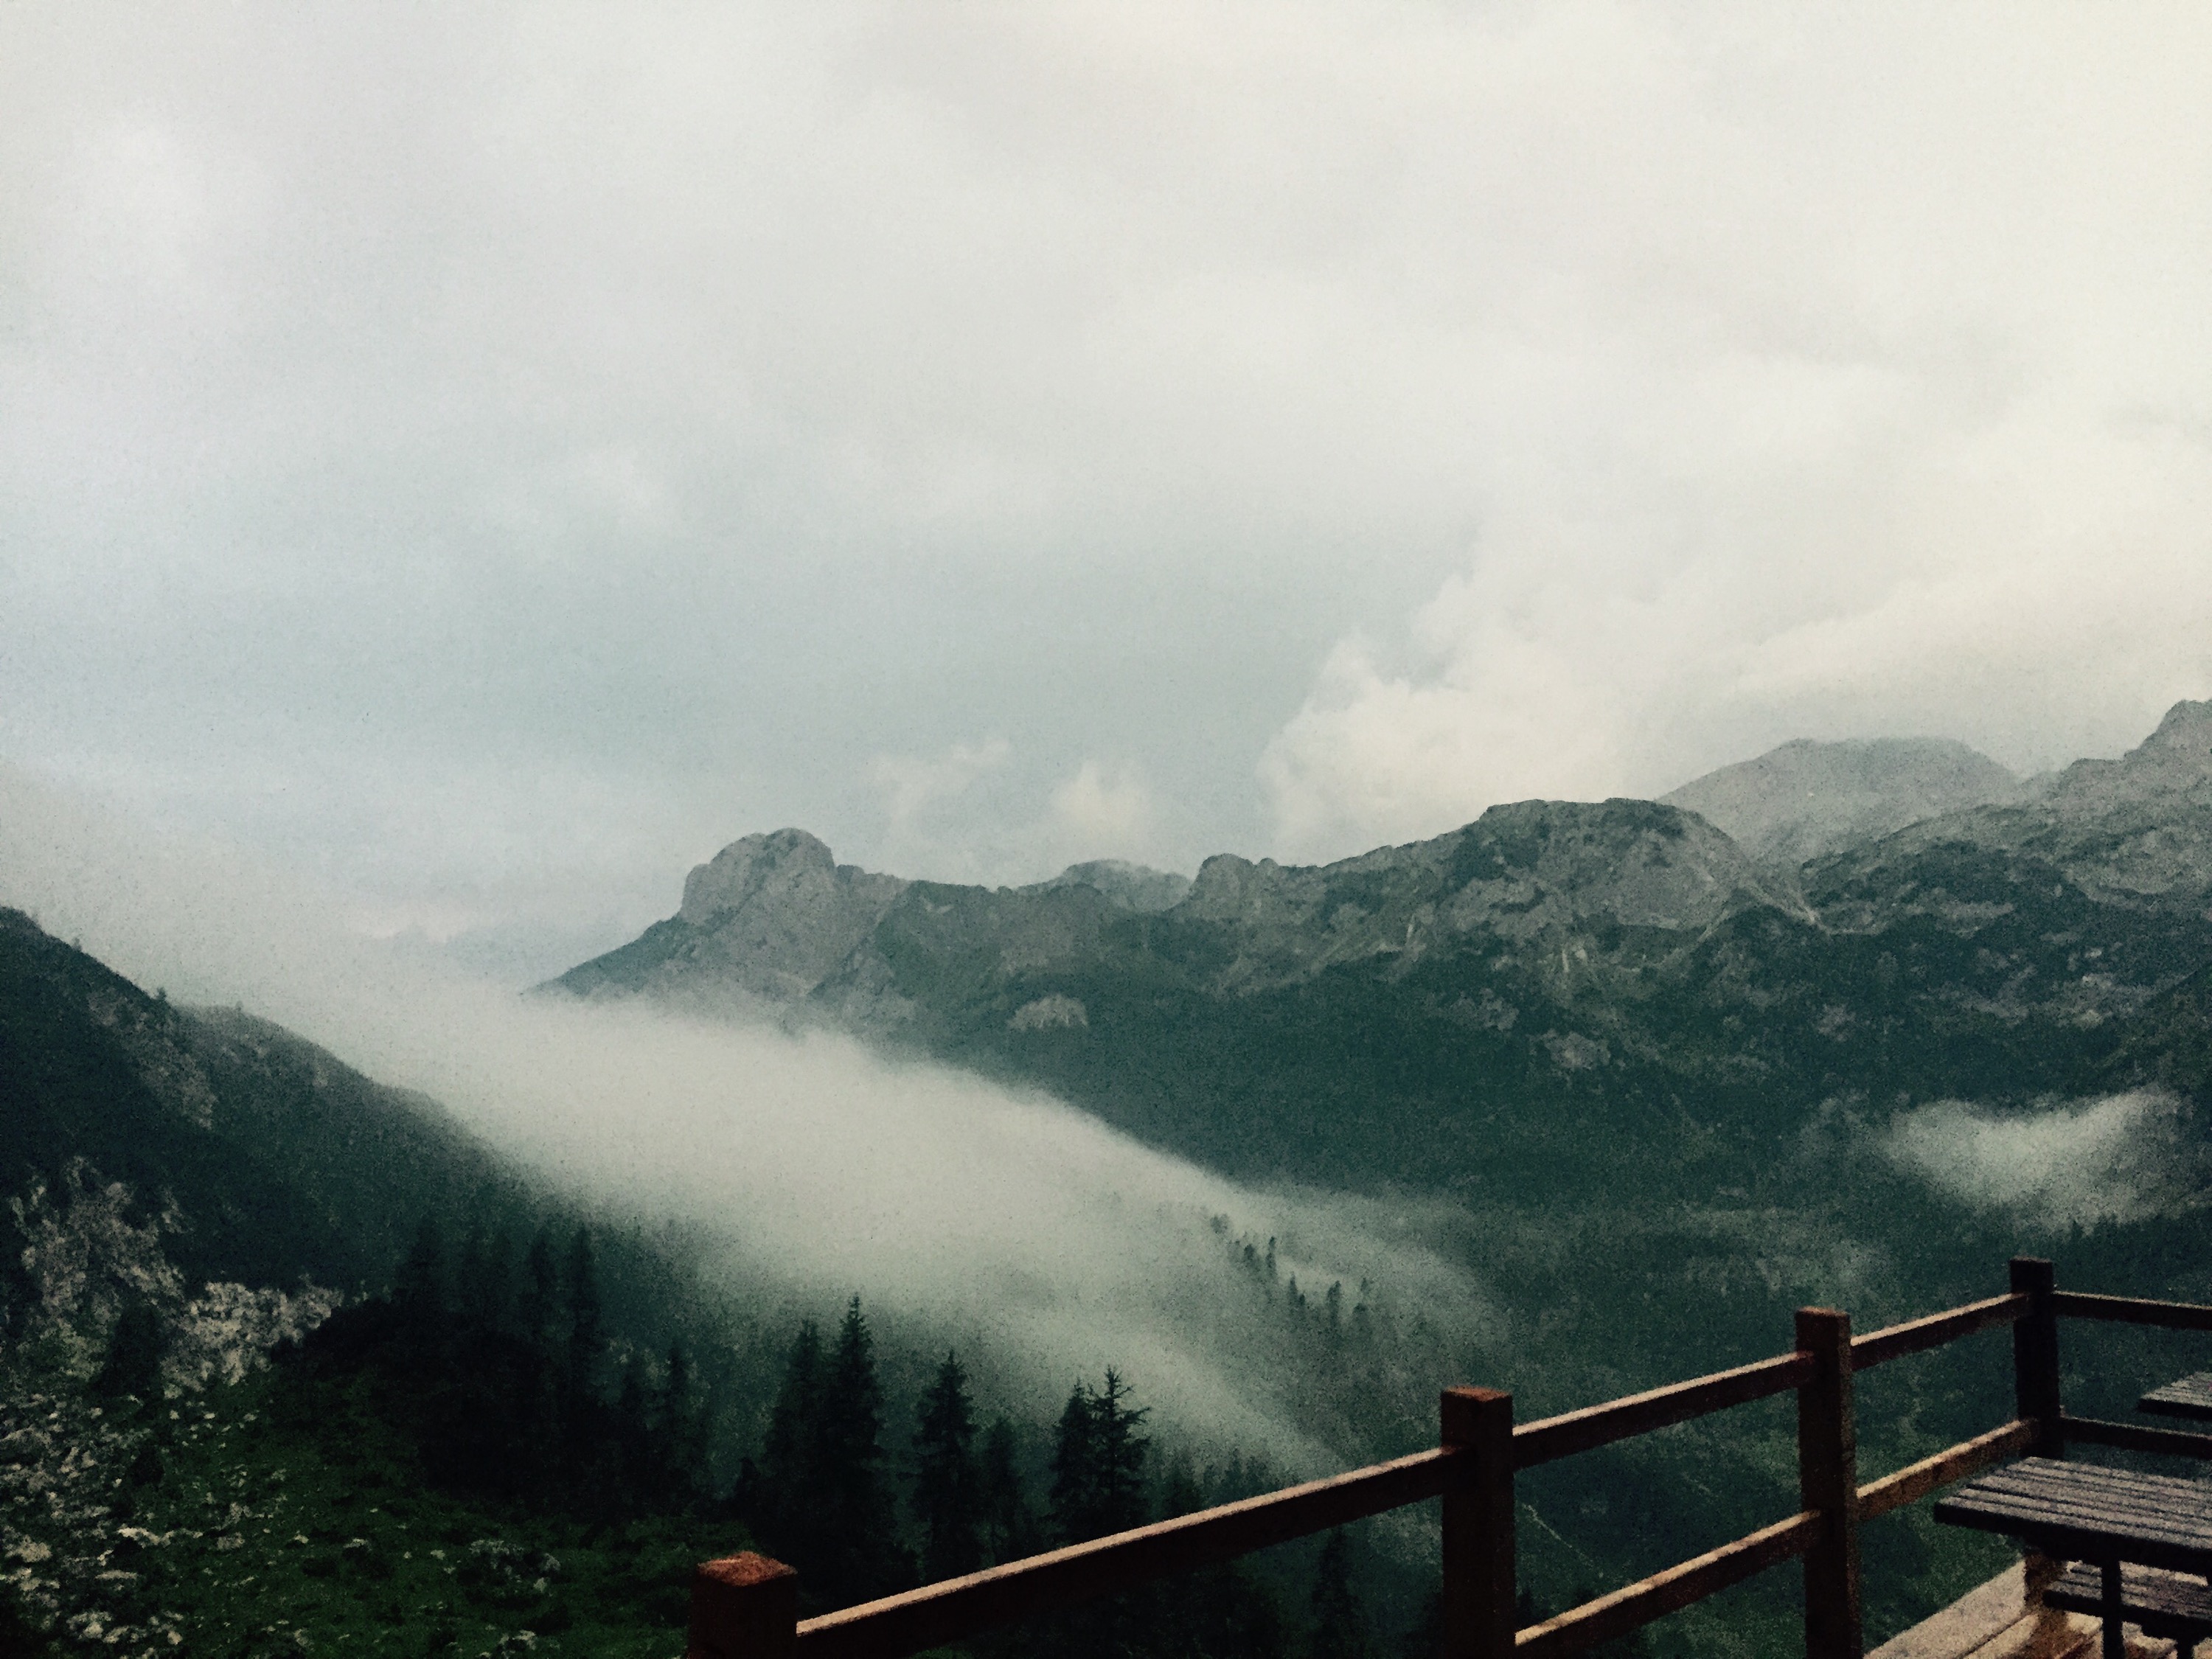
[868,741,1170,884]
[870,739,1014,840]
[1882,1092,2208,1232]
[5,4,2211,911]
[1048,759,1156,851]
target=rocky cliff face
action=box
[1867,699,2212,912]
[1169,797,1807,995]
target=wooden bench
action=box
[2046,1562,2212,1656]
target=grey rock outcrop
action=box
[551,828,907,1009]
[1861,700,2212,912]
[1661,737,2025,869]
[1178,798,1806,995]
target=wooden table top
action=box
[2140,1374,2212,1421]
[1935,1458,2212,1576]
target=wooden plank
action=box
[2047,1563,2212,1634]
[1512,1512,1820,1658]
[1856,1419,2034,1521]
[1935,1505,2212,1578]
[1443,1388,1516,1659]
[795,1447,1461,1659]
[2053,1290,2212,1332]
[1512,1352,1813,1470]
[2011,1259,2062,1458]
[2138,1372,2212,1420]
[1851,1294,2027,1370]
[1935,1459,2212,1576]
[2062,1413,2212,1461]
[1797,1309,1861,1659]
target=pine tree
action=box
[657,1342,701,1495]
[977,1416,1039,1565]
[753,1318,825,1565]
[1050,1368,1149,1544]
[518,1227,558,1354]
[1050,1383,1096,1545]
[911,1350,982,1581]
[460,1225,512,1328]
[395,1217,445,1327]
[1089,1368,1150,1536]
[562,1228,602,1407]
[1309,1529,1371,1659]
[818,1297,911,1605]
[752,1303,911,1610]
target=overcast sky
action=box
[5,4,2211,979]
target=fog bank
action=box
[1883,1091,2207,1231]
[0,764,1495,1472]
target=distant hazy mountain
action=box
[1841,699,2212,913]
[1660,737,2025,868]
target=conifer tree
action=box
[977,1416,1039,1565]
[518,1227,559,1354]
[911,1350,982,1581]
[657,1342,701,1495]
[818,1297,912,1604]
[395,1217,445,1327]
[754,1318,824,1562]
[1309,1529,1371,1659]
[460,1225,512,1328]
[1050,1382,1095,1544]
[1050,1368,1149,1544]
[562,1227,602,1405]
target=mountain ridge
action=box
[543,700,2212,1197]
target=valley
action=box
[8,705,2212,1658]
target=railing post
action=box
[689,1553,798,1659]
[2010,1257,2062,1457]
[1441,1386,1515,1659]
[1797,1308,1861,1659]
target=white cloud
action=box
[3,4,2211,905]
[866,741,1169,884]
[870,738,1014,841]
[1884,1092,2208,1232]
[1048,759,1155,852]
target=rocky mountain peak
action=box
[1661,736,2023,869]
[678,828,851,925]
[2051,699,2212,803]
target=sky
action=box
[6,4,2212,981]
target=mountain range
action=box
[11,705,2212,1657]
[545,700,2212,1203]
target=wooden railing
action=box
[684,1258,2212,1659]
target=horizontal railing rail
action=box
[1856,1420,2034,1522]
[1513,1352,1812,1470]
[2062,1414,2212,1461]
[793,1448,1463,1659]
[1851,1293,2027,1370]
[1513,1512,1820,1658]
[690,1258,2202,1659]
[2053,1290,2212,1331]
